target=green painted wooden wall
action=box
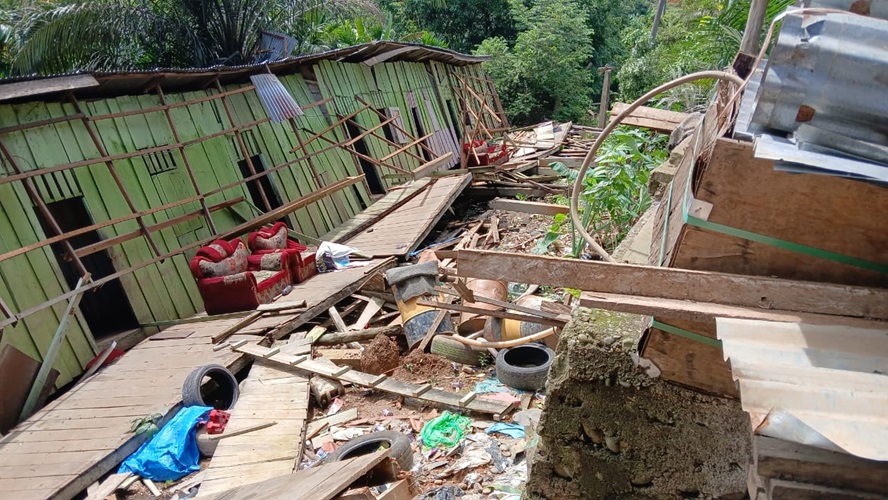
[0,60,484,386]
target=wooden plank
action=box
[0,75,99,101]
[416,300,568,327]
[233,343,514,416]
[203,451,394,500]
[489,198,569,216]
[610,103,688,133]
[755,436,888,495]
[384,152,455,180]
[199,361,310,497]
[350,297,385,330]
[321,179,432,243]
[456,250,888,321]
[266,259,397,341]
[345,174,471,257]
[306,408,359,438]
[579,292,888,329]
[377,479,412,500]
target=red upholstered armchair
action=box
[247,222,318,283]
[189,238,292,315]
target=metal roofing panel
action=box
[716,318,888,460]
[0,42,490,103]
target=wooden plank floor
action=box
[321,179,432,244]
[0,261,393,500]
[197,361,310,497]
[344,174,472,257]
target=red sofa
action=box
[247,222,318,284]
[189,238,292,315]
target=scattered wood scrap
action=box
[231,342,515,416]
[203,450,398,500]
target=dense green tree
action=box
[5,0,382,75]
[387,0,516,53]
[476,0,593,124]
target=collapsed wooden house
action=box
[0,41,508,388]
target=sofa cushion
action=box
[194,240,249,278]
[249,222,289,251]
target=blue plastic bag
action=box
[118,406,212,481]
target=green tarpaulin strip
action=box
[651,320,723,348]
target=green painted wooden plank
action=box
[86,97,178,322]
[110,94,196,319]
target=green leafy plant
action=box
[477,352,492,367]
[130,412,163,437]
[551,127,667,254]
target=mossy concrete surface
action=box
[526,308,750,499]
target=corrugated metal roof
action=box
[0,41,489,102]
[716,318,888,461]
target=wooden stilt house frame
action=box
[0,42,500,386]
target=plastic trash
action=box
[486,422,526,439]
[118,406,211,481]
[316,242,356,271]
[420,411,471,449]
[474,378,511,394]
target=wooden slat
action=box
[610,103,689,133]
[198,362,309,497]
[456,250,888,321]
[345,174,471,257]
[488,198,569,216]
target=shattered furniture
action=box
[190,238,292,315]
[248,222,318,284]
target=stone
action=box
[601,336,617,347]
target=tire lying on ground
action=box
[327,430,414,471]
[182,364,239,410]
[495,343,555,391]
[430,334,484,366]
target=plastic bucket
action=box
[404,309,455,349]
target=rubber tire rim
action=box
[181,364,239,410]
[495,343,554,391]
[328,430,414,471]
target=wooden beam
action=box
[455,250,888,321]
[610,103,689,133]
[579,291,888,330]
[489,198,569,216]
[74,197,244,258]
[0,74,99,101]
[416,299,568,327]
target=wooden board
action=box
[610,103,689,133]
[456,250,888,321]
[320,179,432,243]
[203,450,395,500]
[345,174,472,257]
[0,317,245,500]
[197,362,310,497]
[489,198,569,216]
[647,133,888,397]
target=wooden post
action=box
[67,95,163,257]
[598,66,614,129]
[650,0,668,42]
[288,120,349,225]
[20,275,90,420]
[155,85,217,234]
[0,139,90,277]
[485,75,510,129]
[213,80,274,213]
[739,0,769,55]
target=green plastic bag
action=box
[420,411,471,449]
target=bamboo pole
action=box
[155,85,217,234]
[453,74,502,123]
[20,275,90,420]
[68,95,163,257]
